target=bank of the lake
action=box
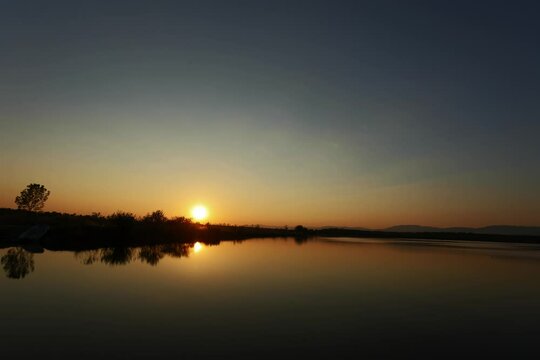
[2,208,540,253]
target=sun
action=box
[191,205,208,222]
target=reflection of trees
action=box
[139,245,165,266]
[99,247,135,266]
[74,250,101,265]
[161,243,190,259]
[74,243,192,267]
[1,242,199,279]
[1,248,35,279]
[294,236,309,245]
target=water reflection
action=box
[98,247,136,266]
[1,248,35,279]
[4,237,539,281]
[1,237,539,358]
[193,241,203,253]
[138,245,165,266]
[75,242,196,268]
[0,241,213,279]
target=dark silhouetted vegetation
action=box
[1,208,539,256]
[0,208,295,252]
[2,207,540,280]
[142,210,167,224]
[15,183,50,211]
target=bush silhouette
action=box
[108,211,137,230]
[142,210,167,224]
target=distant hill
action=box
[384,225,540,236]
[318,226,370,231]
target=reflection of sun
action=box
[193,242,203,253]
[191,205,208,222]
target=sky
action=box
[1,0,539,228]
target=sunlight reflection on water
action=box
[1,237,539,359]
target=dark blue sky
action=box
[1,0,539,226]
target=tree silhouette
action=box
[15,183,50,211]
[108,211,137,230]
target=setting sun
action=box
[191,205,208,222]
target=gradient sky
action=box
[1,0,539,227]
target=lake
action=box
[1,237,539,359]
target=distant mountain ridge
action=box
[317,226,370,231]
[383,225,540,237]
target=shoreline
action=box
[1,208,539,252]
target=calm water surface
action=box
[1,237,539,359]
